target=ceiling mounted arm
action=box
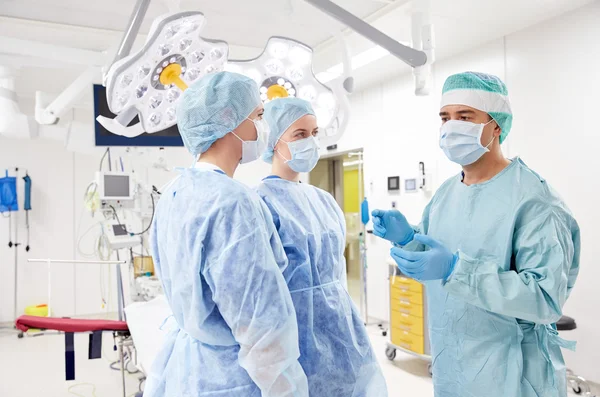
[304,0,427,68]
[110,0,152,67]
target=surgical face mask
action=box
[439,119,495,166]
[233,118,269,164]
[277,136,320,173]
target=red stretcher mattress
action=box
[15,315,129,333]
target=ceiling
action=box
[0,0,596,110]
[0,0,390,48]
[313,0,596,90]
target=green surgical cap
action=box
[441,71,513,144]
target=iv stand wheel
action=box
[385,347,396,361]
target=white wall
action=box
[0,138,79,322]
[0,119,279,324]
[505,2,600,381]
[0,134,195,322]
[324,1,600,381]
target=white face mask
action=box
[233,118,269,164]
[439,119,495,166]
[277,136,320,173]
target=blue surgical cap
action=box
[441,71,513,144]
[177,72,262,156]
[262,98,316,163]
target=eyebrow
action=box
[439,110,476,117]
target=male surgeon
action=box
[372,71,580,397]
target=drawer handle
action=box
[399,325,411,331]
[399,309,410,315]
[399,298,410,304]
[399,342,411,349]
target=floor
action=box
[0,325,591,396]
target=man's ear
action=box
[494,123,502,138]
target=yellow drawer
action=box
[390,310,424,336]
[390,276,422,294]
[390,287,423,305]
[390,299,423,318]
[391,328,425,355]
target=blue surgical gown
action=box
[256,177,388,397]
[146,166,308,397]
[405,158,580,397]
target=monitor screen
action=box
[104,174,130,197]
[112,224,128,236]
[93,84,184,147]
[405,178,417,191]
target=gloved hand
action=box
[390,234,458,281]
[371,209,415,245]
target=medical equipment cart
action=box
[385,260,432,376]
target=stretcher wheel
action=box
[572,385,582,394]
[17,332,24,339]
[427,363,433,377]
[385,347,396,361]
[382,330,387,337]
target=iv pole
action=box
[10,167,20,324]
[349,152,371,324]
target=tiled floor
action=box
[0,325,592,396]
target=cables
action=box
[109,348,140,375]
[67,383,97,397]
[99,148,110,172]
[97,230,111,261]
[83,182,99,214]
[131,193,155,236]
[109,205,123,226]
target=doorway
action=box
[308,150,364,306]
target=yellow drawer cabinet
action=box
[390,275,422,293]
[391,329,425,355]
[390,298,423,318]
[390,310,424,336]
[390,286,423,306]
[387,264,430,360]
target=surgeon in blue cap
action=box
[256,97,388,397]
[372,72,580,397]
[146,72,308,397]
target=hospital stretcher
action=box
[15,315,133,397]
[15,258,142,397]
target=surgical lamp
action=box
[101,10,351,145]
[227,37,350,146]
[99,0,431,141]
[98,11,228,137]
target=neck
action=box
[462,148,510,185]
[272,156,300,182]
[198,148,238,178]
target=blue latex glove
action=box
[371,209,415,245]
[390,234,458,281]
